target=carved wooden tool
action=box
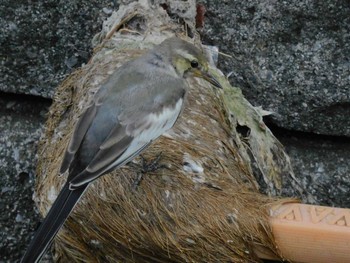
[258,203,350,263]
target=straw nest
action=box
[35,1,292,262]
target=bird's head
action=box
[160,38,222,89]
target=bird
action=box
[21,37,222,263]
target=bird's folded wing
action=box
[60,103,98,174]
[63,75,185,189]
[69,97,183,189]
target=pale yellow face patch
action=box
[173,49,209,76]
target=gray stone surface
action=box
[0,93,51,262]
[270,124,350,206]
[0,0,349,262]
[0,0,115,98]
[201,0,350,136]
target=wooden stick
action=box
[257,203,350,263]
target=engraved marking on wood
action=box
[309,206,334,224]
[328,211,350,227]
[277,204,302,222]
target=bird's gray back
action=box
[65,51,187,184]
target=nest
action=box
[35,1,293,262]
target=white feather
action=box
[104,98,183,172]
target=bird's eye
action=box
[191,60,199,68]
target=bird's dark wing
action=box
[21,183,88,263]
[64,71,186,189]
[60,103,98,174]
[69,95,184,189]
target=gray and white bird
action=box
[21,37,222,263]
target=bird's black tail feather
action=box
[21,182,88,263]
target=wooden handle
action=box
[257,203,350,263]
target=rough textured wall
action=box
[1,0,349,262]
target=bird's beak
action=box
[190,68,223,89]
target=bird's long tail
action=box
[21,182,88,263]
